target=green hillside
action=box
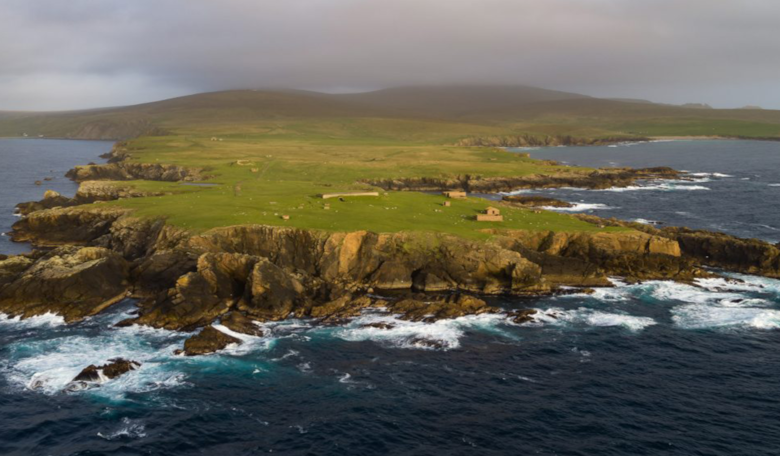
[2,86,780,141]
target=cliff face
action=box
[0,246,129,322]
[575,215,780,279]
[4,201,780,355]
[2,204,706,331]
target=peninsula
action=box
[2,87,780,356]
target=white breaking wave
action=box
[599,182,710,192]
[331,311,510,350]
[211,324,272,355]
[524,307,657,332]
[4,323,189,398]
[769,183,780,187]
[672,305,780,330]
[542,203,614,212]
[97,418,147,441]
[0,312,65,327]
[498,189,535,196]
[688,172,733,178]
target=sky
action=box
[1,0,778,111]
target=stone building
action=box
[476,207,503,222]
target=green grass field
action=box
[110,131,613,238]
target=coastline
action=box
[2,139,780,360]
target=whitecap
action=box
[769,184,780,187]
[211,324,272,355]
[6,324,188,398]
[687,172,733,178]
[526,307,656,331]
[331,311,509,350]
[598,182,710,192]
[498,189,535,196]
[97,418,147,441]
[648,280,748,305]
[672,305,780,330]
[542,203,614,212]
[0,312,65,328]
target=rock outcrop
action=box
[72,359,141,383]
[64,358,141,392]
[178,326,242,356]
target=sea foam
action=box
[331,310,510,350]
[542,203,614,212]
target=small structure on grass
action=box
[443,201,451,207]
[281,215,290,220]
[476,207,503,222]
[443,191,467,199]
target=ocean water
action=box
[0,139,112,255]
[2,140,780,455]
[509,139,780,243]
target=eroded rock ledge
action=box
[455,135,650,148]
[363,167,680,193]
[15,182,165,216]
[65,142,208,183]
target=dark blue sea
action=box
[2,139,780,456]
[0,139,111,255]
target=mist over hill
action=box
[1,85,779,141]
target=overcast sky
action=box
[1,0,778,111]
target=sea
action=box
[1,139,780,456]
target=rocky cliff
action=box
[5,198,779,354]
[575,215,780,279]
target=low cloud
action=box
[1,0,778,110]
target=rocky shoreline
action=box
[363,166,681,192]
[2,142,779,377]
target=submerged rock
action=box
[409,338,445,350]
[507,308,538,324]
[179,326,242,356]
[361,322,396,330]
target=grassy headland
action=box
[4,86,780,238]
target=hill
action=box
[1,86,780,140]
